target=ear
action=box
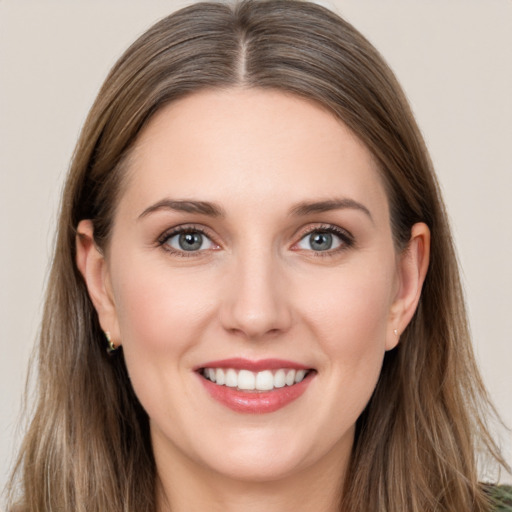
[386,222,430,350]
[76,220,121,347]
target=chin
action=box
[203,449,310,484]
[188,423,351,485]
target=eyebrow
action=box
[138,199,225,220]
[289,198,373,222]
[138,197,372,222]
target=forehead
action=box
[121,88,389,221]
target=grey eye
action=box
[166,231,214,252]
[297,231,342,252]
[179,233,203,251]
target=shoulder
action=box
[485,484,512,511]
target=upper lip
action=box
[195,358,312,372]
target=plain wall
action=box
[1,0,511,489]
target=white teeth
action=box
[255,370,274,391]
[285,369,296,386]
[225,369,237,388]
[295,369,306,383]
[202,367,310,391]
[274,369,286,388]
[215,368,225,385]
[238,369,256,390]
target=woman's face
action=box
[80,88,427,485]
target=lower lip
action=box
[198,372,314,414]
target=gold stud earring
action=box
[105,331,118,354]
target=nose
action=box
[219,247,293,340]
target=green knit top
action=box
[487,484,512,511]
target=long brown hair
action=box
[6,1,508,511]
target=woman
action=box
[5,1,511,511]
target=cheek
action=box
[298,262,395,408]
[108,258,220,432]
[301,265,394,353]
[110,256,217,356]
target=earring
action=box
[393,328,399,336]
[105,331,118,354]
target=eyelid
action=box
[291,224,355,255]
[155,222,354,257]
[157,224,221,256]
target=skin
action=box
[77,88,430,512]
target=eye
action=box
[295,227,351,253]
[161,228,217,254]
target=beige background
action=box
[1,0,511,489]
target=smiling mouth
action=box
[196,359,316,413]
[199,367,314,392]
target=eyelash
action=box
[157,224,355,258]
[293,224,355,257]
[157,225,217,258]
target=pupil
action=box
[310,232,332,251]
[179,232,202,251]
